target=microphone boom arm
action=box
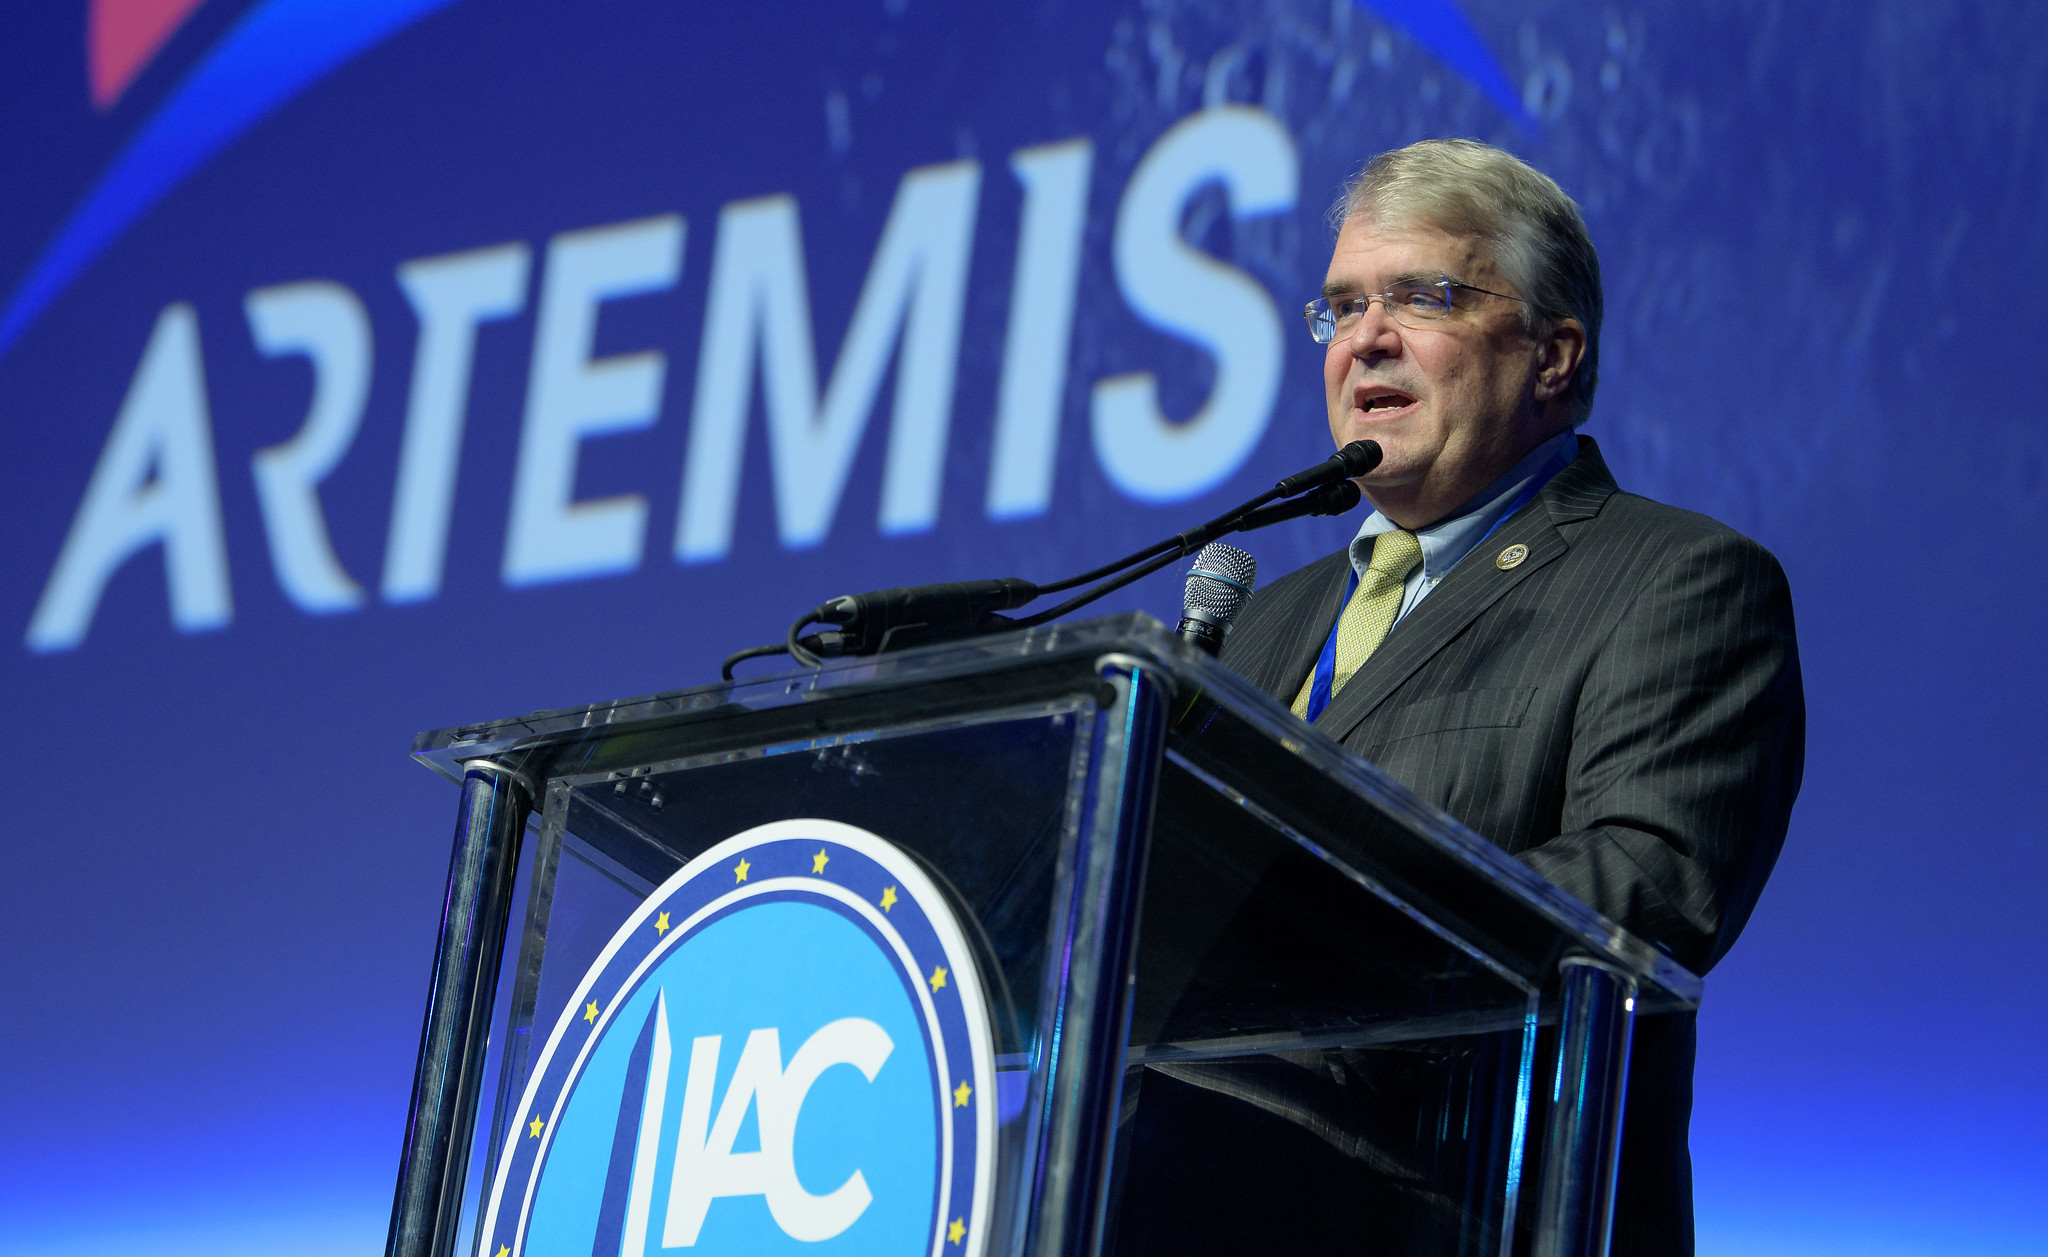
[1031,439,1380,594]
[759,440,1383,670]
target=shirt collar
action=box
[1350,429,1579,582]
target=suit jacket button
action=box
[1495,543,1529,570]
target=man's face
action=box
[1321,216,1573,526]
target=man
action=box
[1219,140,1805,1252]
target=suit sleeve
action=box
[1514,532,1806,974]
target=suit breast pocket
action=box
[1361,686,1538,750]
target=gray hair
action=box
[1335,139,1603,423]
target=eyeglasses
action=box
[1303,277,1530,343]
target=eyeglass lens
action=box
[1306,282,1455,342]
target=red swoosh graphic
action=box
[89,0,208,109]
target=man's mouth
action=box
[1353,389,1417,417]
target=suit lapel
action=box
[1309,438,1619,743]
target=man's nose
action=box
[1344,302,1403,358]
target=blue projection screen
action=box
[1,2,2043,1254]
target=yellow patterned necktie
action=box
[1292,529,1424,718]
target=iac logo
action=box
[481,819,998,1256]
[651,1016,896,1243]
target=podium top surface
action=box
[413,612,1701,1007]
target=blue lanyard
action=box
[1301,476,1546,723]
[1301,568,1358,721]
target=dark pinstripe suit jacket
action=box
[1220,437,1805,1252]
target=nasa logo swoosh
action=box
[478,818,998,1257]
[0,0,463,357]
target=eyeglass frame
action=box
[1303,275,1535,344]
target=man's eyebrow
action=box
[1320,271,1459,300]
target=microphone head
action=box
[1309,479,1363,517]
[1179,542,1257,655]
[1335,439,1383,477]
[1183,542,1258,622]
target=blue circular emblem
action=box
[478,819,998,1257]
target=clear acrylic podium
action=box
[386,614,1700,1257]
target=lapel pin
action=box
[1495,543,1529,570]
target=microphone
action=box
[1177,543,1257,655]
[1039,440,1382,595]
[769,439,1380,669]
[806,577,1039,658]
[1272,440,1382,497]
[1155,439,1377,555]
[1237,478,1362,532]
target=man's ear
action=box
[1532,318,1586,403]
